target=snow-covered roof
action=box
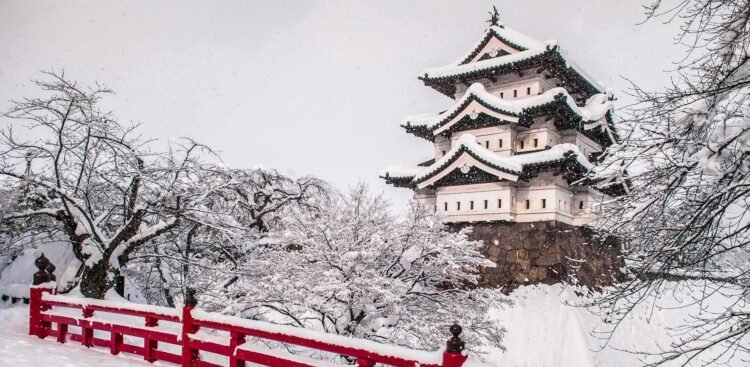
[402,83,612,130]
[381,134,593,188]
[419,24,605,96]
[411,134,523,184]
[454,25,546,65]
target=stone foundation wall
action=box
[451,221,624,291]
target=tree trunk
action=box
[80,261,116,299]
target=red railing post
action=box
[180,306,199,367]
[442,323,467,367]
[28,287,52,338]
[29,254,56,339]
[229,331,246,367]
[145,315,159,362]
[357,358,375,367]
[81,306,94,347]
[181,289,199,367]
[110,331,122,355]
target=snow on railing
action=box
[28,285,480,367]
[25,255,483,366]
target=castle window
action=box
[456,202,461,211]
[520,141,525,149]
[527,87,531,95]
[513,89,518,98]
[525,200,530,209]
[500,92,504,98]
[485,141,489,148]
[579,201,584,209]
[498,199,502,208]
[484,200,488,209]
[534,138,539,148]
[499,139,503,148]
[441,150,446,156]
[542,199,547,208]
[444,202,448,211]
[470,201,474,210]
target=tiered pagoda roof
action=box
[402,83,618,146]
[381,134,592,189]
[381,15,626,197]
[419,24,604,100]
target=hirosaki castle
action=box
[381,13,618,227]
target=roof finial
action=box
[487,6,501,27]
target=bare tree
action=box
[589,1,750,365]
[0,71,211,299]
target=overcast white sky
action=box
[0,1,683,208]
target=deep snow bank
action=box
[487,283,749,367]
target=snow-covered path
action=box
[0,304,166,367]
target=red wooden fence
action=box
[29,285,476,367]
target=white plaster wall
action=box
[485,78,541,100]
[436,183,515,222]
[517,128,560,152]
[560,131,603,158]
[455,73,544,99]
[434,135,451,159]
[575,132,603,158]
[451,126,514,156]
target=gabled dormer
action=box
[456,25,543,65]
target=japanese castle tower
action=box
[381,11,623,288]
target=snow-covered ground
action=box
[1,282,746,367]
[0,303,166,367]
[489,283,748,367]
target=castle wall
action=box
[431,173,600,225]
[452,221,624,291]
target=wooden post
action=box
[229,331,246,367]
[110,332,122,355]
[29,254,55,339]
[145,316,158,362]
[57,323,67,343]
[28,287,46,338]
[181,288,199,367]
[81,307,94,348]
[442,323,467,367]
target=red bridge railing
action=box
[29,285,477,367]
